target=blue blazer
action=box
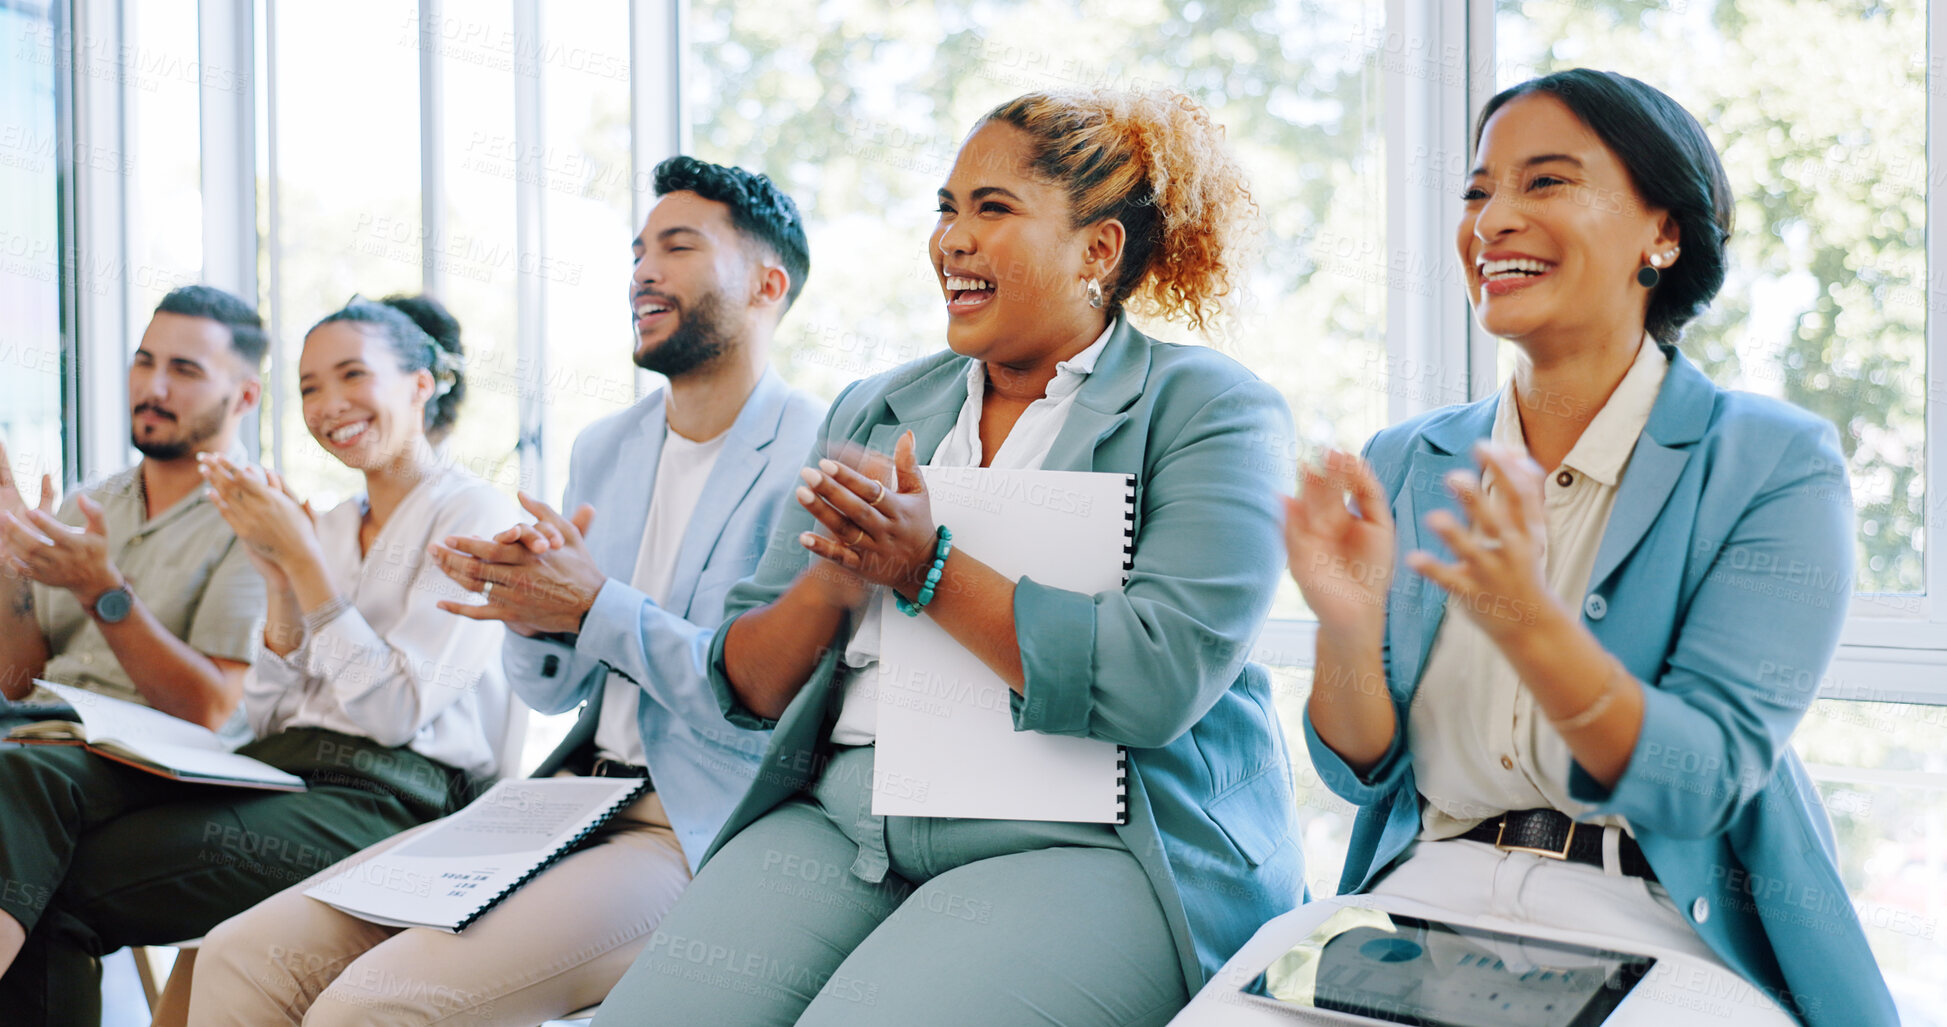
[509,369,826,870]
[1304,349,1896,1026]
[701,319,1305,989]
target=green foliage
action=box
[687,0,1392,466]
[1501,0,1926,592]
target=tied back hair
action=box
[310,294,467,443]
[982,88,1256,334]
[1476,69,1733,346]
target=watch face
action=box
[95,587,132,623]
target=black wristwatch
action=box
[91,584,133,624]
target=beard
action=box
[634,289,733,378]
[130,393,231,460]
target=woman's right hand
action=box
[794,442,900,613]
[1284,449,1395,638]
[200,456,317,594]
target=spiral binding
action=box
[1120,474,1137,585]
[1116,472,1136,823]
[452,778,648,932]
[1113,747,1130,824]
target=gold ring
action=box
[869,479,889,508]
[844,525,866,546]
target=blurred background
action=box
[1,0,1940,1020]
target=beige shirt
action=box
[34,456,266,708]
[1408,337,1668,840]
[245,466,517,778]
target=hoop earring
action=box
[1085,277,1105,310]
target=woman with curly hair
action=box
[592,88,1301,1026]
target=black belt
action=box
[1459,808,1657,881]
[589,757,650,779]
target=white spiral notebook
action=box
[872,467,1134,823]
[304,776,646,933]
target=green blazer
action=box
[701,318,1304,988]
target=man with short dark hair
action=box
[189,158,826,1025]
[0,284,269,730]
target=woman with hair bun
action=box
[201,292,514,794]
[1286,70,1895,1025]
[594,89,1300,1026]
[0,294,516,1021]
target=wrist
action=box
[1313,613,1385,656]
[1495,591,1579,662]
[283,547,336,606]
[77,567,126,611]
[570,580,604,633]
[893,526,953,617]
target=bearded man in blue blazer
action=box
[188,157,826,1026]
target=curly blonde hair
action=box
[982,88,1254,334]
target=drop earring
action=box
[1085,277,1105,310]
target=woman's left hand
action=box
[795,431,942,595]
[199,454,322,574]
[1404,442,1561,646]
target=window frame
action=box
[1264,0,1947,702]
[53,0,1947,700]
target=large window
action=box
[685,0,1390,624]
[123,0,203,341]
[33,1,1947,1019]
[262,0,427,503]
[1,0,64,497]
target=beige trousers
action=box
[187,789,689,1026]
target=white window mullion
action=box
[629,0,685,401]
[68,0,131,482]
[198,0,258,456]
[1464,0,1498,401]
[1383,0,1473,425]
[261,0,286,473]
[513,0,546,500]
[1924,0,1947,637]
[418,0,444,299]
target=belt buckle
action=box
[1495,815,1574,860]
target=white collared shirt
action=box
[244,466,518,778]
[1408,336,1668,839]
[827,320,1117,746]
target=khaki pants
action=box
[190,790,689,1026]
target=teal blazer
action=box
[702,319,1304,989]
[1304,348,1896,1026]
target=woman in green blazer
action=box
[594,89,1301,1027]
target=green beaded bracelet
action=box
[894,525,953,616]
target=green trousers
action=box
[0,727,467,1026]
[595,745,1188,1027]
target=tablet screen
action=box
[1240,908,1655,1026]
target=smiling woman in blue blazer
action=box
[593,88,1300,1027]
[1287,69,1895,1027]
